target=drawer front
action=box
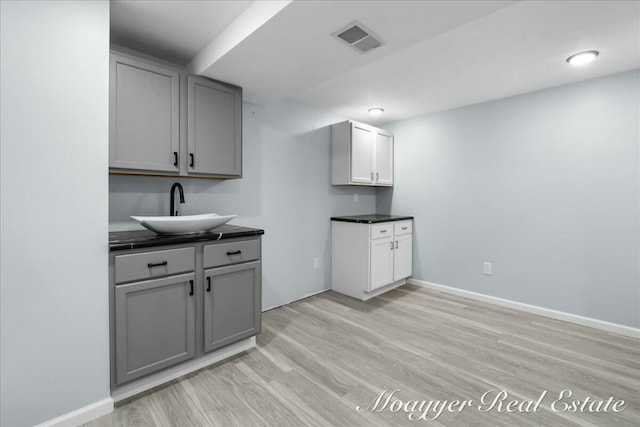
[394,221,413,235]
[114,247,194,284]
[204,238,260,269]
[370,223,393,240]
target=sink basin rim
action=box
[130,213,236,235]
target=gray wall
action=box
[378,70,640,328]
[0,1,111,426]
[110,100,376,310]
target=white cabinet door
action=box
[393,233,412,281]
[374,131,393,186]
[350,123,374,184]
[370,237,394,290]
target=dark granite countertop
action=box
[331,214,414,224]
[109,225,264,251]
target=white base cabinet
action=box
[331,219,413,300]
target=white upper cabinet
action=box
[331,120,394,186]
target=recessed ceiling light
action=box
[368,107,384,115]
[566,50,599,66]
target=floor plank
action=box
[85,285,640,426]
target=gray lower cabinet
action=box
[187,76,242,177]
[110,236,262,391]
[114,272,195,385]
[203,261,261,353]
[109,54,180,173]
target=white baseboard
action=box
[407,278,640,339]
[362,279,407,301]
[304,287,331,299]
[35,397,114,427]
[112,336,256,402]
[263,287,331,312]
[36,337,256,426]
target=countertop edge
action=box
[109,228,264,252]
[330,215,414,224]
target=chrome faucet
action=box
[170,182,185,216]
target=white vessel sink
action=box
[131,213,236,235]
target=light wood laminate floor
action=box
[86,285,639,426]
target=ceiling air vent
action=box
[333,21,384,53]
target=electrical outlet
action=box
[483,262,492,276]
[314,258,320,269]
[353,193,359,202]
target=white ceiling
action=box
[110,0,640,124]
[110,0,253,64]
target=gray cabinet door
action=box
[203,261,261,353]
[110,54,180,173]
[114,272,195,385]
[187,76,242,177]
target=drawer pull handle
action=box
[173,151,178,167]
[189,153,195,168]
[376,172,379,181]
[227,250,242,256]
[402,227,407,230]
[390,242,394,250]
[379,230,387,233]
[147,261,168,268]
[206,277,211,292]
[189,280,194,296]
[396,241,399,249]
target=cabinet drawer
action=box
[114,247,194,284]
[394,221,413,235]
[370,223,393,240]
[204,238,260,268]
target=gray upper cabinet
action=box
[188,76,242,177]
[110,54,180,173]
[114,272,196,385]
[109,50,243,179]
[203,261,261,353]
